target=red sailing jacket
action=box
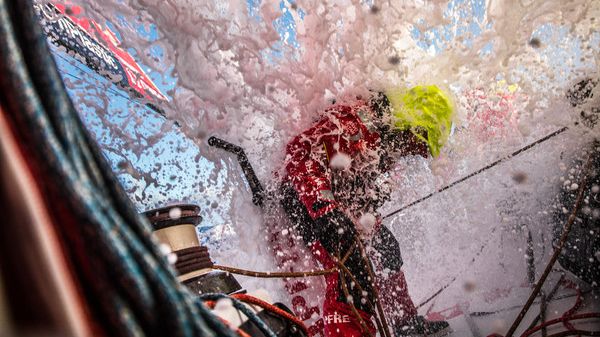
[284,100,428,220]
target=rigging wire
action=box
[504,147,595,337]
[54,52,140,104]
[53,51,172,122]
[383,126,569,219]
[212,264,336,278]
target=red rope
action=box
[517,280,597,337]
[520,313,600,337]
[561,280,583,333]
[203,300,216,309]
[232,293,310,336]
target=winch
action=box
[144,204,307,337]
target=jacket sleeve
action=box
[285,115,339,220]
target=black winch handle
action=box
[208,136,265,207]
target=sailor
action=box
[280,86,454,337]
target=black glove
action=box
[314,210,358,255]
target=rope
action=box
[212,264,337,278]
[211,246,387,336]
[519,278,600,337]
[520,313,600,337]
[383,127,568,219]
[333,259,377,312]
[53,50,172,123]
[356,239,393,337]
[545,331,600,337]
[231,293,309,336]
[54,52,137,103]
[175,246,214,275]
[415,226,500,309]
[548,330,600,337]
[203,293,310,336]
[335,240,391,337]
[213,315,253,337]
[469,288,590,318]
[525,274,565,332]
[0,1,241,336]
[209,241,391,336]
[560,280,583,332]
[235,325,253,337]
[199,293,278,337]
[334,256,384,335]
[337,252,375,337]
[201,303,259,337]
[503,148,594,337]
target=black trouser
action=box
[280,183,403,314]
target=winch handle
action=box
[208,136,265,207]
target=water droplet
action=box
[463,280,477,292]
[512,171,528,184]
[169,207,182,219]
[388,55,401,65]
[529,38,542,48]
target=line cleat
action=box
[393,316,452,337]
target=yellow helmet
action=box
[385,85,454,157]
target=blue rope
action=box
[0,1,247,336]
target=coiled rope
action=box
[0,1,262,336]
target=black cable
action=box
[383,127,568,219]
[469,289,587,317]
[525,274,565,331]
